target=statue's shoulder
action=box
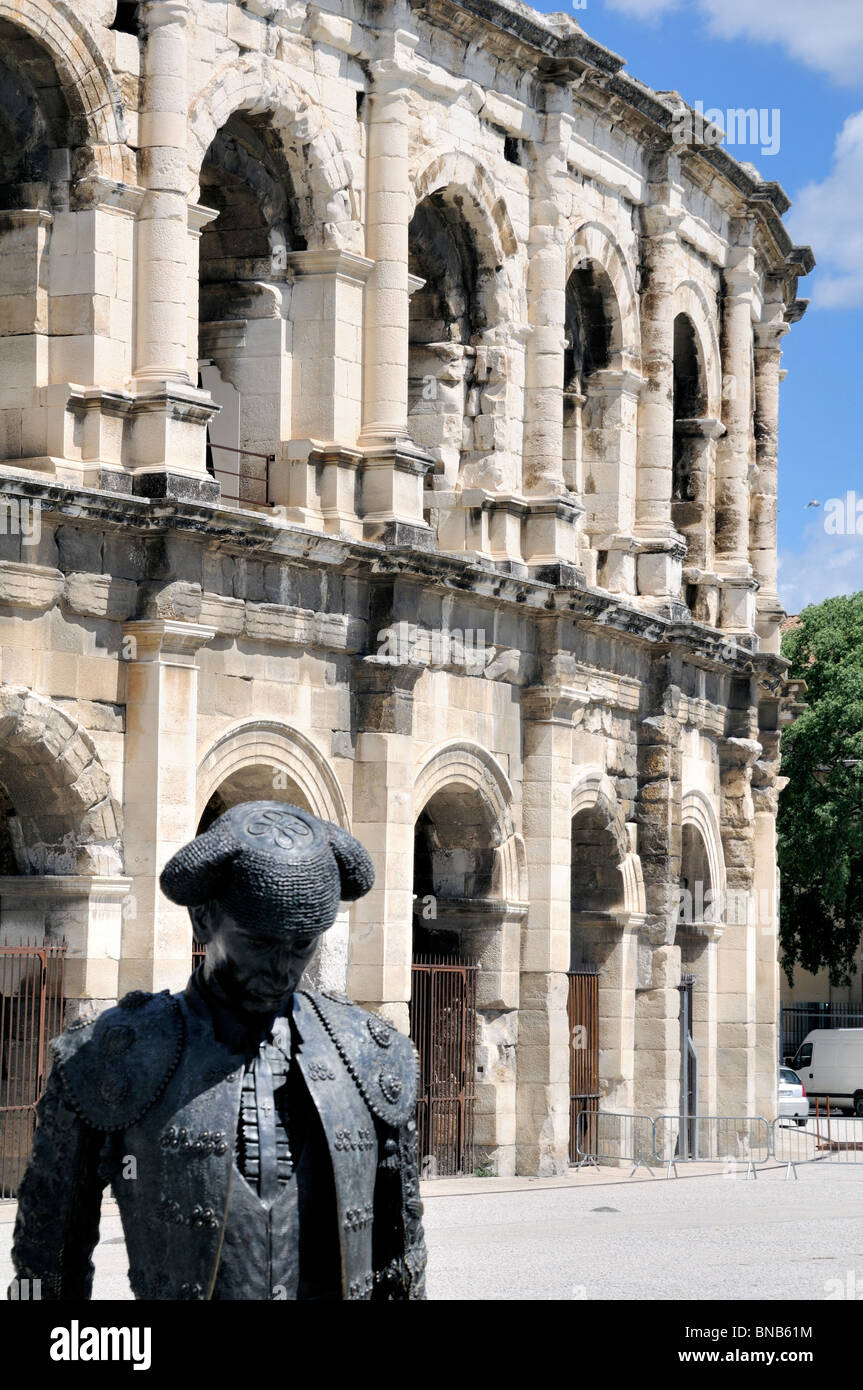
[297,989,419,1128]
[52,989,185,1132]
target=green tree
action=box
[778,591,863,986]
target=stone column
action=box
[358,37,433,545]
[752,704,783,1117]
[135,0,191,386]
[517,685,585,1175]
[751,292,789,654]
[633,657,684,1115]
[635,158,686,600]
[120,619,214,996]
[716,730,760,1114]
[716,223,759,632]
[522,106,582,570]
[131,1,216,492]
[346,658,421,1034]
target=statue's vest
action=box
[52,987,416,1300]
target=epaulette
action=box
[299,989,419,1128]
[51,989,185,1133]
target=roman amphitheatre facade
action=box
[0,0,811,1176]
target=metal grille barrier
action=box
[575,1111,658,1176]
[0,938,67,1198]
[654,1115,772,1178]
[409,957,477,1178]
[772,1114,863,1179]
[781,1003,863,1060]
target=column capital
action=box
[123,619,215,662]
[521,685,588,725]
[368,29,420,92]
[284,248,374,285]
[642,203,684,242]
[139,0,189,31]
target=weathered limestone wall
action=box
[0,0,811,1175]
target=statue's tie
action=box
[254,1043,279,1208]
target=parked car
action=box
[778,1066,808,1125]
[788,1029,863,1116]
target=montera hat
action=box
[159,802,374,938]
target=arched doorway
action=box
[410,743,525,1177]
[569,772,644,1154]
[197,112,299,508]
[0,692,125,1196]
[677,794,726,1117]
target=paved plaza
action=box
[2,1163,860,1302]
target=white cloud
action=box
[778,521,863,613]
[601,0,863,86]
[788,111,863,309]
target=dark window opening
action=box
[111,2,139,35]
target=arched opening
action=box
[411,780,507,1176]
[563,263,614,498]
[569,801,633,1137]
[408,186,510,533]
[408,192,482,496]
[0,21,78,460]
[197,113,300,508]
[411,785,498,956]
[672,313,710,574]
[677,814,722,1117]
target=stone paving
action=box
[1,1161,859,1301]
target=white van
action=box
[790,1030,863,1116]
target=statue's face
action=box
[193,902,319,1014]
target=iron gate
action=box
[409,957,477,1177]
[567,968,599,1164]
[0,939,66,1198]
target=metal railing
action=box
[654,1115,771,1178]
[1,938,66,1198]
[781,1003,863,1060]
[207,442,275,509]
[773,1102,863,1178]
[575,1110,656,1175]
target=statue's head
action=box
[159,802,375,1014]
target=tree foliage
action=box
[778,591,863,986]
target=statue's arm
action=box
[371,1116,428,1301]
[9,1066,109,1301]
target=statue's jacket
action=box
[11,987,427,1301]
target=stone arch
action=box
[673,280,722,417]
[571,765,645,917]
[196,719,349,829]
[0,0,132,184]
[680,789,726,919]
[413,740,526,907]
[188,52,360,250]
[568,221,641,365]
[411,150,519,270]
[0,687,122,875]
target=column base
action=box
[634,531,687,600]
[522,494,583,567]
[360,440,435,547]
[754,591,785,654]
[718,572,759,634]
[132,469,220,504]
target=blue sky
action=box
[528,0,863,611]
